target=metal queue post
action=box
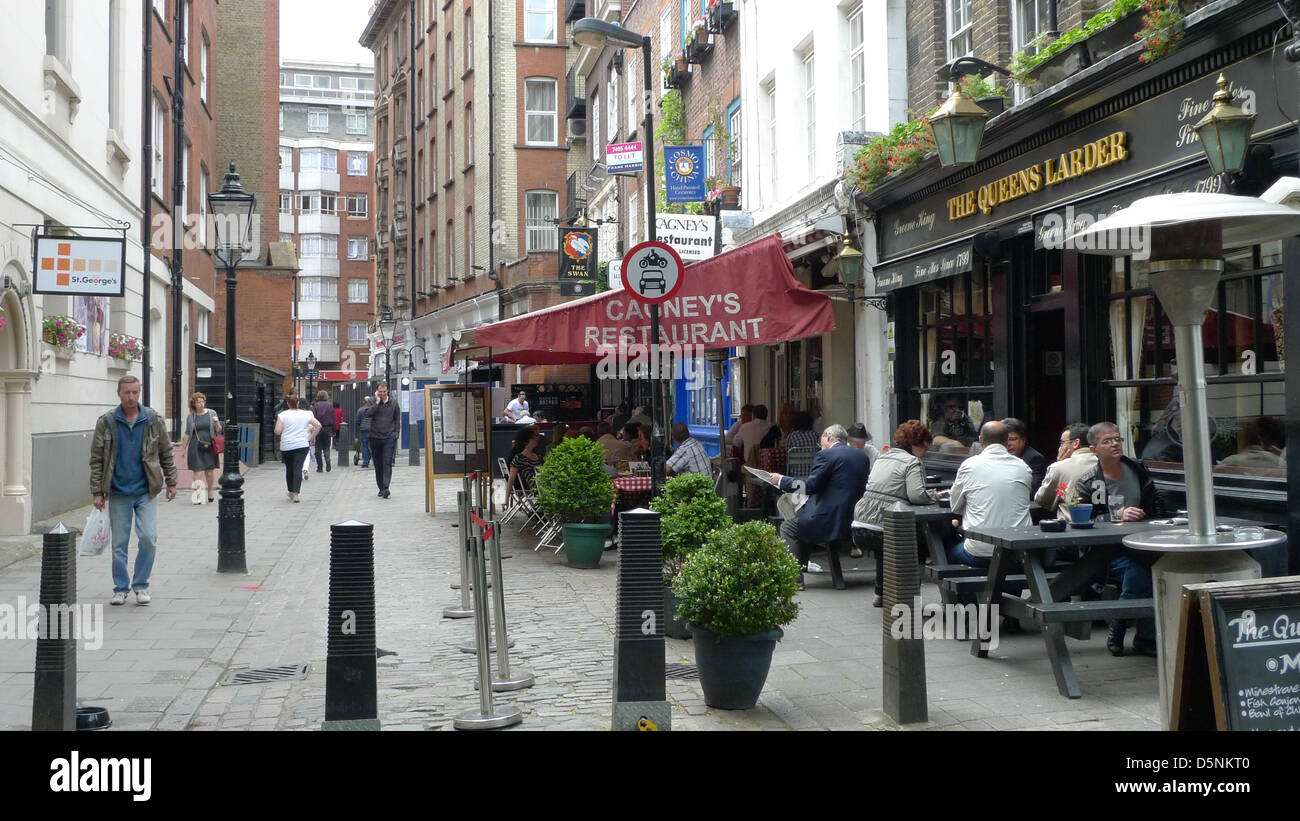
[477,515,535,692]
[453,516,523,730]
[456,503,515,654]
[441,481,474,620]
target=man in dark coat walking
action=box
[768,424,870,587]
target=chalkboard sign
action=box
[1172,577,1300,731]
[422,385,491,515]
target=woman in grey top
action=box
[853,421,936,605]
[181,391,222,504]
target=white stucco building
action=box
[0,1,146,534]
[734,0,907,442]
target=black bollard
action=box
[32,524,76,731]
[610,509,670,731]
[881,503,927,725]
[323,520,380,730]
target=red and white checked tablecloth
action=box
[613,476,653,494]
[759,447,786,473]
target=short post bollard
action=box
[610,509,670,731]
[881,503,927,725]
[458,506,513,654]
[443,488,475,619]
[453,530,523,730]
[32,524,76,731]
[476,517,534,692]
[322,520,381,730]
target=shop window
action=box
[1104,250,1285,477]
[687,359,720,428]
[916,270,994,451]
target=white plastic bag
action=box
[79,507,112,557]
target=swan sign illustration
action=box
[621,241,685,304]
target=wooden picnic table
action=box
[962,518,1261,699]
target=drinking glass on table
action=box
[1109,495,1125,523]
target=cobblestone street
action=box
[0,461,1161,731]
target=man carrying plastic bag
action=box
[79,507,112,557]
[88,375,178,605]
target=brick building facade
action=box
[212,0,295,393]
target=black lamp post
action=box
[207,162,255,574]
[406,343,427,466]
[305,350,317,399]
[572,16,667,494]
[378,308,396,392]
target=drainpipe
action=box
[141,0,152,406]
[488,0,497,320]
[169,0,186,441]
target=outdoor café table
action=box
[613,475,652,500]
[961,520,1251,699]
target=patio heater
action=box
[1066,190,1295,728]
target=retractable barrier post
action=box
[453,529,522,730]
[479,517,534,692]
[458,505,513,654]
[442,489,474,619]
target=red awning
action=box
[462,234,835,364]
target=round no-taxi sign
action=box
[621,241,685,304]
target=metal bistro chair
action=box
[784,446,816,479]
[498,457,527,526]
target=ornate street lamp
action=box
[207,162,255,574]
[305,350,316,399]
[929,90,990,168]
[378,308,396,392]
[1192,74,1256,175]
[572,16,669,494]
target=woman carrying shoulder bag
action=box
[181,392,223,504]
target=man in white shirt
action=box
[948,420,1033,567]
[734,404,772,460]
[725,405,753,446]
[504,391,530,422]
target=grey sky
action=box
[280,0,374,66]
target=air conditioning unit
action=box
[566,119,587,141]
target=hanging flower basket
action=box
[42,315,85,350]
[108,332,144,362]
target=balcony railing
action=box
[565,64,586,121]
[564,0,585,23]
[566,170,586,221]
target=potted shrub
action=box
[673,520,801,709]
[535,436,616,568]
[651,472,731,639]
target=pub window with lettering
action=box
[1105,243,1285,479]
[916,269,993,452]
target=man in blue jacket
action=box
[768,424,870,588]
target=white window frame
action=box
[348,278,369,302]
[300,320,338,344]
[466,104,474,166]
[299,149,337,172]
[607,68,619,142]
[728,104,742,184]
[279,146,293,169]
[197,309,209,344]
[346,112,367,135]
[347,237,368,260]
[764,81,777,205]
[200,34,209,103]
[591,94,601,164]
[279,191,291,214]
[847,4,865,133]
[299,234,336,258]
[525,190,558,252]
[347,193,368,217]
[299,277,338,302]
[294,73,312,88]
[627,57,639,135]
[198,166,209,247]
[339,76,359,90]
[308,110,329,133]
[524,78,558,146]
[348,321,369,346]
[182,0,190,65]
[523,0,556,44]
[659,10,672,66]
[347,152,368,176]
[803,51,816,180]
[946,0,974,62]
[152,95,166,198]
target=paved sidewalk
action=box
[0,461,1161,731]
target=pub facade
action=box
[859,0,1298,569]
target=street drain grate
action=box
[220,664,310,686]
[664,664,699,680]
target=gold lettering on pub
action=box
[947,132,1129,221]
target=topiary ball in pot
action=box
[673,520,802,709]
[535,436,616,568]
[651,472,732,638]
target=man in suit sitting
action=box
[768,424,870,589]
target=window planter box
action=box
[43,341,75,361]
[1085,12,1143,66]
[708,2,736,32]
[108,356,132,371]
[664,60,691,91]
[1024,40,1090,91]
[685,35,712,65]
[975,96,1006,117]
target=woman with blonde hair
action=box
[180,392,222,504]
